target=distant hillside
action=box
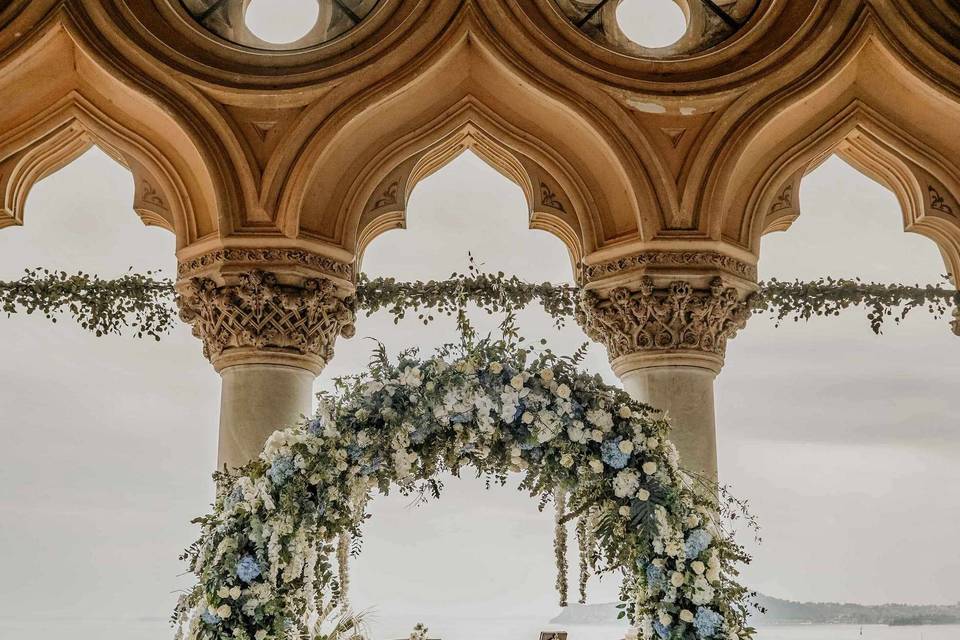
[550,596,960,626]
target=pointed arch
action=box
[708,22,960,279]
[274,8,664,279]
[0,10,223,248]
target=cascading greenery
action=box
[2,266,957,339]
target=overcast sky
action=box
[1,146,957,639]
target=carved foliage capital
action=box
[177,270,356,371]
[576,277,752,361]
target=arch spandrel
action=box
[278,19,667,278]
[0,10,225,248]
[708,28,960,279]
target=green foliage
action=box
[1,264,956,339]
[0,267,176,339]
[753,277,957,334]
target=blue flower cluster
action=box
[306,417,324,436]
[694,607,723,637]
[267,455,296,486]
[236,554,261,583]
[360,456,382,475]
[600,437,630,469]
[645,562,665,592]
[684,528,713,559]
[200,610,220,625]
[652,620,670,639]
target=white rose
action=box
[540,369,555,382]
[642,461,658,475]
[216,604,232,619]
[619,406,632,419]
[255,631,269,640]
[671,572,685,588]
[589,459,604,474]
[679,609,694,623]
[707,568,721,583]
[510,375,525,390]
[556,383,571,399]
[489,362,503,374]
[658,612,672,626]
[619,505,631,517]
[522,411,535,424]
[691,561,706,575]
[685,514,701,528]
[560,453,574,468]
[647,437,660,450]
[618,439,634,455]
[591,429,604,442]
[217,586,231,598]
[636,487,651,501]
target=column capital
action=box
[176,269,356,375]
[576,274,755,375]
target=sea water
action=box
[1,618,957,640]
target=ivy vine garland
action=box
[174,329,756,640]
[2,266,957,338]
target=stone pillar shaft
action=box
[218,364,316,469]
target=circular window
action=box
[245,0,320,45]
[180,0,381,50]
[615,0,688,49]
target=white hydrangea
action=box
[613,468,640,498]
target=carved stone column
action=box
[176,254,356,468]
[577,252,756,483]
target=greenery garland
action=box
[1,266,957,339]
[173,323,758,640]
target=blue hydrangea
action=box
[652,621,670,639]
[223,484,243,510]
[236,554,261,583]
[267,455,295,486]
[451,412,472,424]
[200,611,220,625]
[306,418,324,436]
[645,562,665,592]
[346,444,363,461]
[410,427,430,444]
[360,457,382,475]
[601,438,630,469]
[684,528,713,559]
[694,607,723,638]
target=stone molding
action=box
[177,270,356,374]
[177,248,354,283]
[576,276,752,364]
[582,251,757,284]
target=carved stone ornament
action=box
[576,277,752,361]
[582,251,758,284]
[177,249,354,282]
[177,271,357,371]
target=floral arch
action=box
[175,330,753,640]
